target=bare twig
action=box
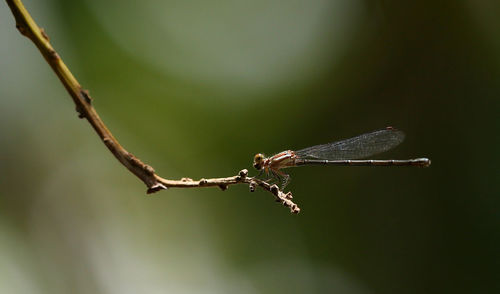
[5,0,300,213]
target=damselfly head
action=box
[253,153,265,170]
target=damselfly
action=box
[253,127,430,188]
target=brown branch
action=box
[5,0,300,214]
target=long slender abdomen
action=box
[295,158,431,167]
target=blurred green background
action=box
[1,0,499,293]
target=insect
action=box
[252,127,431,188]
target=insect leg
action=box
[275,170,291,189]
[269,169,282,184]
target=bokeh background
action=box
[1,0,499,293]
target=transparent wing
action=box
[295,128,405,160]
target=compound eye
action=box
[254,153,264,162]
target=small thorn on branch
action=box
[249,181,256,192]
[147,183,167,194]
[16,24,27,36]
[236,170,248,181]
[79,88,92,104]
[48,49,60,61]
[103,137,113,147]
[144,165,155,175]
[40,27,49,41]
[127,152,153,174]
[75,105,85,119]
